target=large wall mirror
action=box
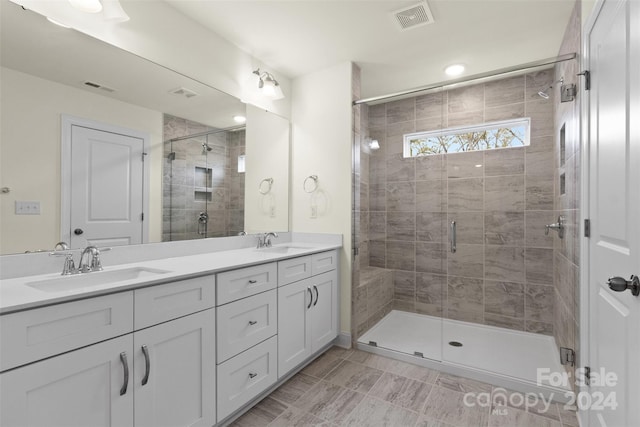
[0,2,290,255]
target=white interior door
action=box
[67,122,145,249]
[587,0,640,425]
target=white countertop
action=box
[0,242,341,315]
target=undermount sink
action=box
[26,267,171,293]
[255,245,309,254]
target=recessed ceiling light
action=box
[46,17,71,28]
[445,64,465,76]
[233,115,246,124]
[68,0,103,13]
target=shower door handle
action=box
[450,221,457,253]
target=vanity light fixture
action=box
[253,68,284,100]
[233,115,246,124]
[444,64,465,76]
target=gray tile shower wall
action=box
[363,69,558,336]
[162,114,245,241]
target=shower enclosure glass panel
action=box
[163,120,245,241]
[355,71,570,393]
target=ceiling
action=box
[166,0,576,99]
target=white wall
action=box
[0,67,163,254]
[244,105,290,234]
[14,0,291,120]
[291,62,353,335]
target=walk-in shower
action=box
[351,56,581,402]
[163,114,246,241]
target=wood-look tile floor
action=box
[230,347,579,427]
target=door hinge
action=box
[353,247,359,257]
[560,347,575,366]
[414,351,424,358]
[577,70,590,90]
[142,152,148,162]
[168,152,176,161]
[140,212,144,221]
[584,366,591,386]
[584,219,591,237]
[368,341,377,347]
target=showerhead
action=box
[537,77,564,99]
[201,142,213,154]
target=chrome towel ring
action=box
[259,178,273,195]
[303,175,318,193]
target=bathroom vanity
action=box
[0,239,340,426]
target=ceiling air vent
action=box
[392,1,434,31]
[84,81,116,92]
[169,87,198,98]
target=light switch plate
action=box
[15,201,40,215]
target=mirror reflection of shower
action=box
[162,114,246,241]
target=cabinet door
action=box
[310,270,338,352]
[277,279,312,377]
[134,309,215,427]
[0,334,134,427]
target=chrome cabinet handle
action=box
[307,287,313,309]
[141,345,150,386]
[119,352,129,396]
[249,320,258,325]
[450,220,457,253]
[249,372,258,379]
[313,285,319,306]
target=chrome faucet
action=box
[264,232,278,248]
[256,232,279,248]
[78,246,102,273]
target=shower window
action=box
[403,117,530,157]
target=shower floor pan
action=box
[357,310,573,401]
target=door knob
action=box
[607,275,640,296]
[74,228,84,235]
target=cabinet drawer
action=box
[217,336,278,422]
[217,290,277,363]
[134,275,215,330]
[278,256,312,286]
[217,263,277,305]
[311,250,337,275]
[0,292,133,372]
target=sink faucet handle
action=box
[49,251,78,276]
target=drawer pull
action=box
[248,320,258,325]
[119,352,129,396]
[248,279,258,284]
[307,287,313,309]
[141,345,150,386]
[248,372,258,379]
[313,285,319,306]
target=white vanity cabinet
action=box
[134,309,215,427]
[215,263,279,422]
[0,274,216,427]
[277,251,338,377]
[1,333,135,427]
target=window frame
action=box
[402,117,531,158]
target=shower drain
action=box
[448,341,463,347]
